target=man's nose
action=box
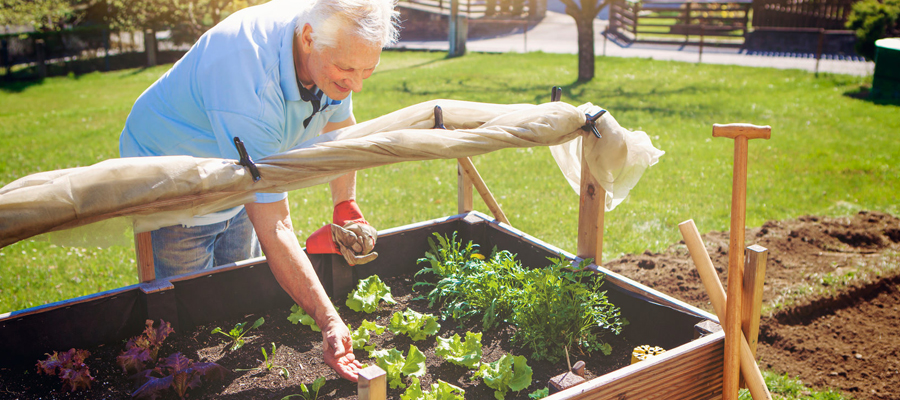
[346,71,364,93]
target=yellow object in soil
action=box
[631,345,666,364]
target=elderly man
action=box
[119,0,399,381]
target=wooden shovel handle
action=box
[712,124,772,140]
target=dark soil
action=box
[4,210,898,399]
[604,210,900,400]
[1,274,635,400]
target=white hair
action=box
[299,0,400,50]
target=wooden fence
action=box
[752,0,857,29]
[397,0,541,18]
[609,0,752,46]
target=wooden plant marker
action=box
[135,231,155,282]
[358,365,387,400]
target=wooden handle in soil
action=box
[679,219,772,400]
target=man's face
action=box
[297,24,382,101]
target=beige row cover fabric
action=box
[0,100,664,248]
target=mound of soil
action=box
[605,210,900,400]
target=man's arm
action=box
[324,116,357,206]
[244,199,363,381]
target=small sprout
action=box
[211,317,265,351]
[282,376,326,400]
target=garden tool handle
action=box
[679,219,772,400]
[713,122,771,400]
[712,124,772,140]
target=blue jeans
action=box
[151,208,262,279]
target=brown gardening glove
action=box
[330,221,378,266]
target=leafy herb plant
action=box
[474,354,533,400]
[281,376,326,400]
[117,319,174,374]
[371,345,427,389]
[346,274,396,313]
[434,331,483,369]
[416,232,625,363]
[211,317,265,351]
[36,348,94,392]
[401,377,465,400]
[131,352,228,399]
[388,309,441,341]
[288,304,320,332]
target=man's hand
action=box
[331,221,378,265]
[322,319,364,381]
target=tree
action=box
[0,0,81,32]
[559,0,610,82]
[846,0,900,60]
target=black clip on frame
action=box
[233,137,261,182]
[551,86,562,102]
[582,109,607,139]
[433,105,445,129]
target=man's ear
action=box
[300,23,314,52]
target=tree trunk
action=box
[575,16,595,82]
[144,29,157,67]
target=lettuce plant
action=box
[371,345,427,389]
[346,274,396,313]
[474,354,533,400]
[288,304,320,332]
[349,319,386,352]
[211,317,264,351]
[435,332,482,369]
[36,348,94,392]
[388,309,441,341]
[132,352,227,399]
[117,319,174,374]
[401,377,465,400]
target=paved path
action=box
[391,11,874,76]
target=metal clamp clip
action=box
[233,137,261,182]
[582,109,607,138]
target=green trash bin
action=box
[872,38,900,99]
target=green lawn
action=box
[1,50,896,316]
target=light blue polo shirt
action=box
[119,0,352,226]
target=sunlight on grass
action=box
[1,50,897,315]
[740,370,849,400]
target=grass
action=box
[1,50,897,317]
[741,370,850,399]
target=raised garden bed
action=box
[0,212,724,399]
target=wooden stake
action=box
[457,160,474,214]
[740,244,768,389]
[358,365,387,400]
[576,135,606,264]
[135,231,155,282]
[457,157,510,225]
[679,219,772,400]
[742,244,768,358]
[712,123,771,400]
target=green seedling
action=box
[211,317,265,351]
[236,342,289,379]
[282,376,326,400]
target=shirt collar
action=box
[279,19,301,102]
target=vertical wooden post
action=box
[358,365,387,400]
[135,231,156,282]
[739,244,767,389]
[576,135,606,264]
[742,245,768,357]
[457,160,474,214]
